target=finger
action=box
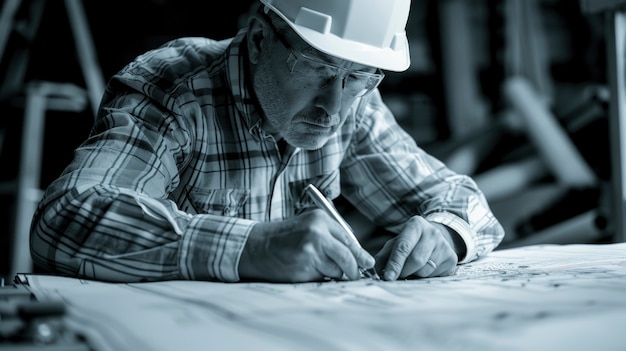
[316,256,345,281]
[327,219,375,273]
[397,236,436,279]
[399,221,455,278]
[390,217,444,279]
[383,230,422,281]
[438,257,458,277]
[428,236,459,277]
[431,252,459,277]
[413,247,458,278]
[322,235,361,280]
[413,257,438,278]
[374,238,394,273]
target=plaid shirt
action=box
[30,29,504,282]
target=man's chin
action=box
[288,135,329,151]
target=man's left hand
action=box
[374,216,459,280]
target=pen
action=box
[304,184,381,280]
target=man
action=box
[30,0,504,283]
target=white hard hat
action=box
[259,0,411,72]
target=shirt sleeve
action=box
[339,90,505,263]
[30,76,253,283]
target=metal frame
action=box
[581,0,626,242]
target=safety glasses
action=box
[265,16,385,97]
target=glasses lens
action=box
[287,52,384,97]
[287,52,333,88]
[344,71,384,97]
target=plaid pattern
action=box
[30,30,504,282]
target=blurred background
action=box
[0,0,619,278]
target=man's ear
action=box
[247,13,272,64]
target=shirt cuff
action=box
[179,215,255,282]
[425,212,476,264]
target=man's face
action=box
[252,23,378,150]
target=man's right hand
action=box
[238,209,375,282]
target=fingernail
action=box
[385,270,397,281]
